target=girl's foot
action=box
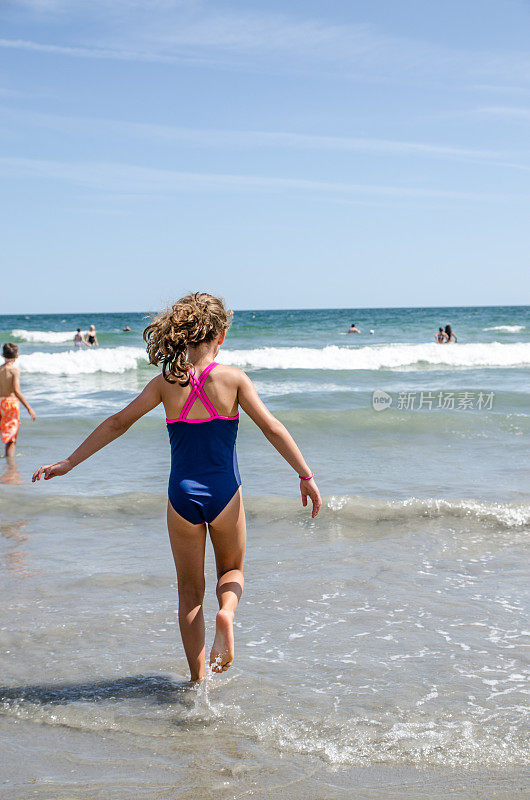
[188,674,206,684]
[210,609,234,672]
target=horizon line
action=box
[1,302,529,317]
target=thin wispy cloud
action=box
[2,4,530,87]
[0,155,514,202]
[0,37,189,64]
[474,106,530,121]
[6,0,61,8]
[3,106,529,171]
[471,83,530,95]
[7,0,192,12]
[2,1,529,309]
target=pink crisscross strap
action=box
[166,362,239,424]
[179,361,217,421]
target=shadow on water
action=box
[0,674,194,707]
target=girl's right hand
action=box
[300,477,322,518]
[32,459,72,482]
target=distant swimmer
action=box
[74,328,85,348]
[369,329,375,335]
[444,324,458,343]
[435,327,447,343]
[85,325,98,347]
[123,326,131,332]
[347,322,361,334]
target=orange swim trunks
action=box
[0,396,20,444]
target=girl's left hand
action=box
[301,477,322,518]
[32,459,72,482]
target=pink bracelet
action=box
[299,472,314,481]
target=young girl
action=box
[32,293,322,683]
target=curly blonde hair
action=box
[143,292,233,384]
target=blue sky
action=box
[1,0,529,313]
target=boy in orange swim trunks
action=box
[0,343,36,457]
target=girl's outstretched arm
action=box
[237,371,322,518]
[32,376,162,482]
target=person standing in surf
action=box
[444,324,458,343]
[1,342,36,458]
[32,292,322,683]
[85,325,98,347]
[73,329,86,348]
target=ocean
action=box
[0,305,529,799]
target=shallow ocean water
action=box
[0,306,529,798]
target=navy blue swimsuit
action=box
[166,362,241,525]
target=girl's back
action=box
[160,363,240,421]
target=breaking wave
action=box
[16,341,530,375]
[18,347,147,375]
[3,491,529,529]
[324,494,530,529]
[220,342,530,371]
[483,325,525,332]
[12,329,78,344]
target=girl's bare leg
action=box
[167,501,207,682]
[208,488,246,672]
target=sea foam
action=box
[325,495,530,529]
[17,341,530,374]
[220,342,530,371]
[18,347,147,375]
[483,325,525,332]
[3,490,528,528]
[12,328,79,344]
